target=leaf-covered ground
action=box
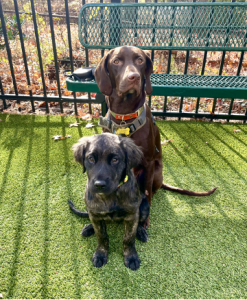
[1,0,247,116]
[0,113,247,299]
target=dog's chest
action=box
[90,200,130,220]
[103,206,128,221]
[86,194,137,221]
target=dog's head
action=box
[72,133,143,194]
[95,46,153,97]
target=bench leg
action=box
[96,93,107,117]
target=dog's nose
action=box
[127,72,140,82]
[94,180,106,190]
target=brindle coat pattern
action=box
[72,133,149,270]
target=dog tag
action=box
[116,128,130,136]
[118,175,129,187]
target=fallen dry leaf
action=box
[81,114,93,121]
[185,102,196,112]
[207,104,213,112]
[52,135,71,141]
[69,122,81,127]
[85,123,95,128]
[161,139,173,145]
[39,101,47,108]
[78,109,88,117]
[92,112,100,119]
[52,135,62,140]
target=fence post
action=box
[0,0,18,98]
[13,0,34,111]
[30,0,49,113]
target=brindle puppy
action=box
[71,133,149,270]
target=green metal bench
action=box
[66,2,247,120]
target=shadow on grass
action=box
[0,131,17,207]
[219,125,247,148]
[1,115,247,298]
[168,122,247,216]
[199,123,247,164]
[60,116,82,298]
[6,115,35,298]
[40,115,50,299]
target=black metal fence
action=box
[0,0,247,121]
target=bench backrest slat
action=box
[79,2,247,51]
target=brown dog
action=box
[95,46,217,228]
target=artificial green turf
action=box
[0,113,247,299]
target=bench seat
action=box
[66,2,247,120]
[67,74,247,99]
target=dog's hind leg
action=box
[81,224,95,237]
[139,194,150,223]
[136,194,149,242]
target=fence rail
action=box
[0,0,247,121]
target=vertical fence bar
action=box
[0,0,18,98]
[30,0,48,113]
[82,0,92,115]
[65,0,78,116]
[47,0,63,113]
[149,0,157,108]
[13,0,34,111]
[164,0,177,116]
[0,78,7,109]
[100,0,104,58]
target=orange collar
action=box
[109,105,145,121]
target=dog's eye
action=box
[88,156,95,163]
[113,59,119,65]
[112,158,118,164]
[137,57,143,64]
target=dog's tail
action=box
[68,200,89,218]
[161,183,218,197]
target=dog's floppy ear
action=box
[143,50,153,95]
[121,138,143,174]
[94,50,113,96]
[72,137,91,173]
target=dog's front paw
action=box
[136,225,148,242]
[81,224,95,237]
[92,251,107,268]
[124,254,140,271]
